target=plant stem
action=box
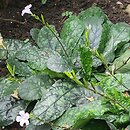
[95,51,129,90]
[116,57,130,71]
[0,17,25,24]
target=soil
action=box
[0,0,130,130]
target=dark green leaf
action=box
[36,26,61,52]
[0,96,25,126]
[0,78,19,98]
[81,119,110,130]
[3,39,31,58]
[30,28,40,42]
[79,6,108,23]
[16,47,51,71]
[7,59,32,77]
[25,124,51,130]
[106,121,118,130]
[53,100,109,130]
[60,16,84,59]
[32,81,75,125]
[18,75,53,101]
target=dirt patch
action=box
[0,0,130,40]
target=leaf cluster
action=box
[0,6,130,130]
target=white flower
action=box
[21,4,32,16]
[16,111,30,127]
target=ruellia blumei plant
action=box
[0,4,130,130]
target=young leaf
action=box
[6,62,15,77]
[80,46,92,77]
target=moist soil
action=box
[0,0,130,130]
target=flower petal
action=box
[19,111,25,116]
[24,113,30,119]
[25,4,32,9]
[25,120,29,126]
[16,116,21,122]
[20,119,25,127]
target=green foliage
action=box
[1,6,130,130]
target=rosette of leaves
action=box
[0,6,130,130]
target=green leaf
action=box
[25,124,51,130]
[81,119,110,130]
[0,96,25,126]
[106,121,118,130]
[79,6,108,23]
[53,100,109,130]
[113,113,130,126]
[0,78,19,98]
[18,75,53,101]
[60,16,84,60]
[35,26,61,52]
[30,28,40,42]
[98,22,111,53]
[47,52,71,73]
[126,124,130,130]
[32,81,75,125]
[3,39,31,58]
[113,49,130,73]
[6,62,15,77]
[16,47,51,71]
[7,59,32,77]
[80,46,92,77]
[103,23,130,62]
[99,73,130,92]
[0,48,7,60]
[41,0,47,4]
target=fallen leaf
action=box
[125,4,130,16]
[116,1,124,8]
[11,89,20,100]
[0,34,6,49]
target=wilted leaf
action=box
[11,89,20,100]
